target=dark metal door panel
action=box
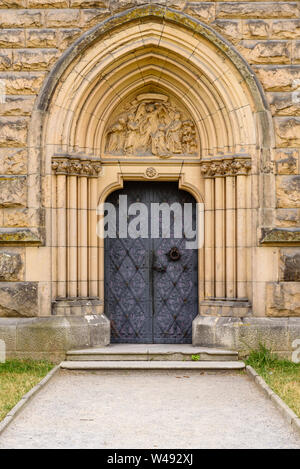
[105,182,198,344]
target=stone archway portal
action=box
[41,6,270,341]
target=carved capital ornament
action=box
[51,156,102,177]
[200,157,252,177]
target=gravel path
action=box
[0,370,299,449]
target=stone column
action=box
[225,175,236,298]
[67,174,77,298]
[51,156,102,315]
[236,174,247,299]
[204,177,215,298]
[56,174,67,298]
[88,176,98,297]
[215,176,226,298]
[78,174,88,298]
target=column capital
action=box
[52,155,102,178]
[200,156,251,178]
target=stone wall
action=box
[0,0,299,322]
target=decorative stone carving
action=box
[145,167,158,178]
[104,93,198,157]
[200,157,252,177]
[51,156,102,177]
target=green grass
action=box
[246,345,300,418]
[0,359,54,422]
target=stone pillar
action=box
[88,176,98,297]
[236,174,247,299]
[51,156,103,316]
[56,174,67,298]
[199,157,252,317]
[215,177,225,298]
[78,175,88,298]
[67,174,77,298]
[225,175,236,298]
[204,177,215,298]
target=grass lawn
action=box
[246,346,300,418]
[0,360,54,422]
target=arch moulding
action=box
[28,5,276,332]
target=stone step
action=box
[61,360,245,371]
[66,344,239,362]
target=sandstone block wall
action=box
[0,0,299,318]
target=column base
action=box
[199,299,252,317]
[52,298,103,316]
[192,315,300,358]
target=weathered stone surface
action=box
[0,118,28,147]
[268,92,300,116]
[0,0,26,8]
[57,29,81,50]
[109,0,146,13]
[276,176,300,208]
[28,0,68,7]
[272,20,300,39]
[45,9,80,27]
[0,10,43,28]
[79,9,111,28]
[0,50,12,71]
[217,2,300,19]
[193,316,293,352]
[0,251,23,281]
[276,209,300,228]
[0,30,25,48]
[0,282,38,318]
[0,149,27,175]
[26,29,57,48]
[275,150,299,174]
[0,228,41,244]
[275,117,300,146]
[70,0,110,6]
[238,40,291,64]
[0,96,35,116]
[266,282,300,316]
[211,19,241,43]
[261,227,300,244]
[253,66,300,91]
[280,249,300,281]
[276,175,300,208]
[184,3,215,22]
[293,41,300,64]
[0,0,26,6]
[243,20,270,39]
[0,176,26,208]
[3,208,40,228]
[0,72,45,95]
[13,49,59,71]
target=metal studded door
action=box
[105,182,198,343]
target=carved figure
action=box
[104,94,198,156]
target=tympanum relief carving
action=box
[104,94,198,158]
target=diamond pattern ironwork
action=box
[105,182,198,343]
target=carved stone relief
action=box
[104,93,198,158]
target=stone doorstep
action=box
[60,361,245,370]
[66,344,239,362]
